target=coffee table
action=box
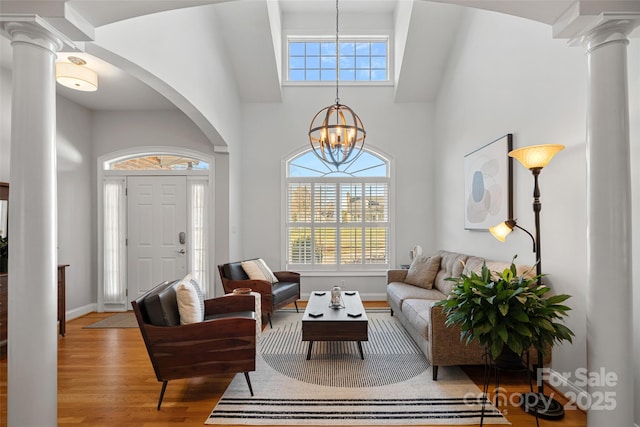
[301,290,368,360]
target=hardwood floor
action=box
[0,302,586,426]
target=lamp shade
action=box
[509,144,565,170]
[56,62,98,92]
[489,221,515,242]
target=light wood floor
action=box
[0,302,586,427]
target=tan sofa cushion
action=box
[387,282,446,313]
[433,251,468,296]
[464,256,536,279]
[404,255,441,289]
[401,299,439,340]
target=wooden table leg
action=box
[357,341,364,359]
[306,341,314,360]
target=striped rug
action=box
[206,311,509,425]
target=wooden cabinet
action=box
[58,265,68,336]
[0,273,7,350]
[0,182,6,351]
[0,183,67,350]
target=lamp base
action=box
[521,392,565,420]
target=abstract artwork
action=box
[464,134,513,230]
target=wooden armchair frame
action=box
[218,264,300,327]
[132,281,256,409]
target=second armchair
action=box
[218,258,300,327]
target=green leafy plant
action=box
[0,236,7,257]
[0,235,7,273]
[435,256,574,361]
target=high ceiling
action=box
[3,0,628,112]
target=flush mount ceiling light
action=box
[308,0,366,170]
[56,56,98,92]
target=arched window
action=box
[105,154,209,171]
[285,149,391,271]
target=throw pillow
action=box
[189,276,205,316]
[241,258,278,283]
[176,274,204,324]
[405,254,442,289]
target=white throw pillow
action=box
[176,274,204,324]
[241,258,278,283]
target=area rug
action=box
[206,312,509,425]
[83,312,137,329]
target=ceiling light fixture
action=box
[308,0,365,170]
[55,56,98,92]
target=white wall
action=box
[56,96,94,312]
[435,7,588,385]
[91,110,214,159]
[435,9,639,422]
[0,67,11,181]
[241,85,435,299]
[93,4,242,150]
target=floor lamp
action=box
[489,143,566,420]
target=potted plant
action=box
[0,235,7,273]
[435,256,574,365]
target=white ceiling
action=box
[1,0,631,112]
[0,0,467,110]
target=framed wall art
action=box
[464,134,513,230]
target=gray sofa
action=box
[387,249,540,380]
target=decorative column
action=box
[582,17,638,427]
[3,20,62,426]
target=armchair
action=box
[131,279,256,409]
[218,260,300,327]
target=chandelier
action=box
[308,0,366,169]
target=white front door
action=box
[127,176,187,303]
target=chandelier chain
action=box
[307,0,365,170]
[335,0,340,104]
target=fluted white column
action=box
[583,19,637,427]
[4,21,62,426]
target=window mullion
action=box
[360,182,366,267]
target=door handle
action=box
[178,249,186,254]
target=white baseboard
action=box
[65,303,97,321]
[545,368,588,411]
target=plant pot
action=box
[0,256,7,274]
[493,348,523,369]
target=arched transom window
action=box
[285,149,390,271]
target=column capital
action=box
[2,20,62,53]
[580,14,640,53]
[0,14,79,52]
[552,0,640,46]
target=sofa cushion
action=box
[176,274,204,324]
[242,258,278,283]
[144,280,181,326]
[401,299,440,340]
[271,281,299,306]
[464,256,535,279]
[434,251,468,296]
[387,282,446,313]
[463,256,485,275]
[405,255,441,289]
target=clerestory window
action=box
[285,149,391,272]
[287,37,388,82]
